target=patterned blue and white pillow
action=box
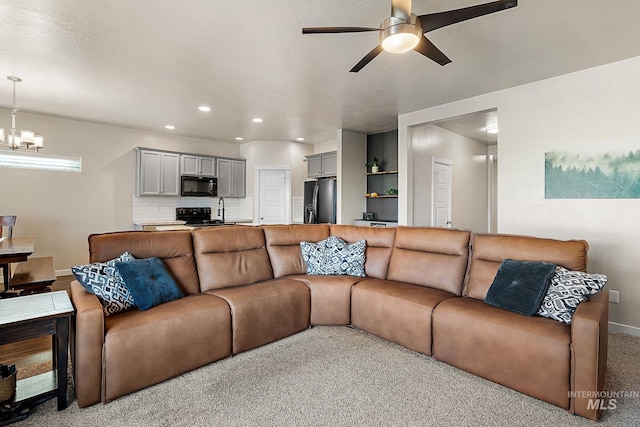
[72,252,137,316]
[537,266,607,324]
[300,238,329,275]
[324,236,366,277]
[301,236,366,277]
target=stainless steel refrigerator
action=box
[304,178,337,224]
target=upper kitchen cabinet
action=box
[306,151,337,178]
[135,148,180,196]
[181,154,216,176]
[216,158,246,198]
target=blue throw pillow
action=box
[72,252,137,316]
[115,257,184,311]
[485,259,556,316]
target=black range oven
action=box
[176,207,223,227]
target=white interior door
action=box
[258,169,289,224]
[432,157,453,228]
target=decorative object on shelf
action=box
[0,76,44,152]
[386,188,398,196]
[366,157,379,174]
[0,364,17,402]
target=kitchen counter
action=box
[139,219,255,231]
[133,221,186,231]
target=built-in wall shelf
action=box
[365,170,398,176]
[365,195,398,199]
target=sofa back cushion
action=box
[465,233,589,300]
[330,225,396,279]
[192,226,273,291]
[263,224,330,278]
[88,230,200,295]
[387,227,470,295]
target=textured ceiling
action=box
[1,1,640,145]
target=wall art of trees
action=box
[545,150,640,199]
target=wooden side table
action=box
[0,291,74,422]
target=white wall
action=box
[314,140,337,154]
[410,124,489,232]
[399,55,640,331]
[0,111,240,272]
[337,130,366,224]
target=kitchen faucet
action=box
[217,197,225,224]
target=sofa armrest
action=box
[570,290,608,421]
[70,280,105,408]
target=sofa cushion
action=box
[263,224,330,278]
[192,226,274,291]
[88,230,200,295]
[387,227,470,295]
[102,294,232,402]
[289,274,364,325]
[71,251,136,316]
[537,266,608,324]
[484,259,556,316]
[351,279,456,355]
[207,278,310,354]
[432,297,571,409]
[465,233,588,300]
[115,257,184,311]
[330,225,396,279]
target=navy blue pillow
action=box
[485,259,556,316]
[115,257,184,311]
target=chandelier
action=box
[0,76,44,151]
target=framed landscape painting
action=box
[545,149,640,199]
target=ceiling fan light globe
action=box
[382,32,420,53]
[380,16,422,54]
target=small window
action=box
[0,151,82,172]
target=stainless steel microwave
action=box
[180,175,217,197]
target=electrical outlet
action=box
[609,290,620,304]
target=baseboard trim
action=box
[56,268,72,277]
[609,321,640,336]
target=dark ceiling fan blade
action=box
[302,27,379,34]
[414,36,451,66]
[419,0,518,33]
[350,45,384,73]
[391,0,412,21]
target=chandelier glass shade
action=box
[0,76,44,151]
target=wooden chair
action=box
[1,215,17,291]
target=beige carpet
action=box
[18,327,640,426]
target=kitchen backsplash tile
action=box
[133,196,254,223]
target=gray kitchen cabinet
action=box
[306,151,337,178]
[135,149,180,196]
[216,158,246,198]
[181,154,216,176]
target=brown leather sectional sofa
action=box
[70,224,609,420]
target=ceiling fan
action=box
[302,0,518,73]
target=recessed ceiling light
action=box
[296,138,305,141]
[252,118,263,123]
[235,137,244,141]
[485,124,498,134]
[164,125,175,130]
[198,106,211,112]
